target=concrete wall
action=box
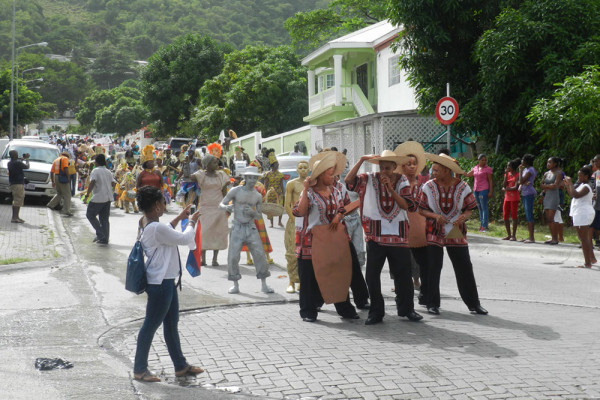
[376,46,417,113]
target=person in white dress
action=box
[564,166,596,268]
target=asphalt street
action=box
[0,198,599,399]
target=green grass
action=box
[466,219,581,244]
[0,257,34,265]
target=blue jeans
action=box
[522,194,535,223]
[133,279,187,374]
[474,189,489,229]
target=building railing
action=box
[308,84,374,116]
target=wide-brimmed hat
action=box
[394,141,426,173]
[309,151,346,184]
[242,166,263,177]
[366,150,410,167]
[424,152,465,175]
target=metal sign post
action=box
[435,83,459,151]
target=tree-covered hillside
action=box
[0,0,328,61]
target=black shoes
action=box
[469,305,488,315]
[364,316,383,325]
[427,307,440,315]
[342,314,360,320]
[399,310,423,322]
[418,295,426,306]
[302,317,316,323]
[356,302,370,310]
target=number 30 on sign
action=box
[435,97,459,125]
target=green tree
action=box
[474,0,600,154]
[386,0,518,136]
[18,53,94,114]
[528,66,600,171]
[285,0,386,52]
[89,42,136,90]
[0,69,44,133]
[140,34,225,137]
[76,84,147,134]
[192,46,307,139]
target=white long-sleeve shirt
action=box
[140,221,196,284]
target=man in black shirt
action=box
[7,150,30,223]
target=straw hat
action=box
[394,141,426,173]
[424,152,465,175]
[242,166,263,177]
[366,150,410,167]
[309,151,346,183]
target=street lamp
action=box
[9,40,48,139]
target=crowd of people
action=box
[7,135,600,382]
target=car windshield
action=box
[3,145,59,164]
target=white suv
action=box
[0,139,59,199]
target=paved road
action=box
[1,198,599,399]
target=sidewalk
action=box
[0,203,57,265]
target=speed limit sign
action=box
[435,96,459,125]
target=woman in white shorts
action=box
[564,166,596,268]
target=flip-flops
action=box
[133,370,161,382]
[175,364,204,377]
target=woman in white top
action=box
[564,166,597,268]
[133,186,204,382]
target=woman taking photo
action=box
[133,186,204,382]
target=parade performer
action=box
[120,171,139,213]
[283,160,308,293]
[346,150,422,325]
[417,153,488,315]
[395,141,429,299]
[263,159,285,228]
[136,145,162,190]
[176,148,200,207]
[219,166,274,294]
[241,162,274,265]
[189,154,230,266]
[293,151,359,322]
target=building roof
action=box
[302,20,400,66]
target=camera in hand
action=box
[190,206,196,214]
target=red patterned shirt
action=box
[417,179,476,247]
[347,172,416,246]
[292,186,350,259]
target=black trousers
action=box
[349,242,369,306]
[411,246,429,301]
[366,241,414,319]
[297,258,357,320]
[424,245,481,309]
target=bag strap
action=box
[175,246,182,291]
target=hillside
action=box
[0,0,328,62]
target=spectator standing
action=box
[465,154,493,232]
[564,167,596,268]
[591,155,600,247]
[132,187,203,382]
[518,154,537,242]
[502,159,521,241]
[7,150,29,223]
[47,152,73,216]
[83,154,116,245]
[540,157,563,245]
